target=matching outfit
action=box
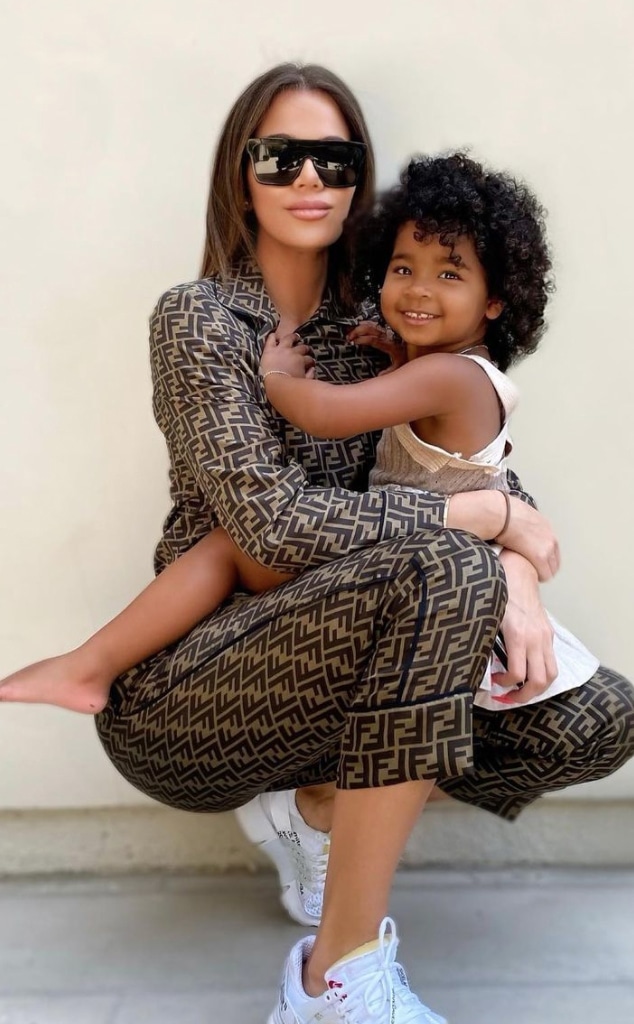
[95,261,634,819]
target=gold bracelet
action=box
[260,370,291,383]
[494,490,512,541]
[442,496,451,529]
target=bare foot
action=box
[0,648,112,714]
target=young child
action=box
[0,152,596,714]
[259,152,598,708]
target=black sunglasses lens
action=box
[248,140,364,187]
[312,146,362,187]
[249,141,301,185]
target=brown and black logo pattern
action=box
[95,261,634,818]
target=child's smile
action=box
[380,223,503,356]
[400,311,439,322]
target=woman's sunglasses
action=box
[245,137,366,188]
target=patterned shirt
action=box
[149,258,524,576]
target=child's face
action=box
[380,223,503,357]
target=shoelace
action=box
[288,834,330,916]
[392,977,445,1024]
[323,919,442,1024]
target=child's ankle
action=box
[73,642,117,684]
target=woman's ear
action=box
[486,298,504,321]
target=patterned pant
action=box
[95,532,634,819]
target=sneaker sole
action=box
[267,1006,304,1024]
[235,799,321,928]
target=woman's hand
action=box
[498,497,560,582]
[492,550,557,704]
[347,321,406,375]
[446,491,560,582]
[260,332,315,379]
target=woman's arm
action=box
[448,492,559,580]
[152,284,556,578]
[259,331,560,579]
[151,282,451,574]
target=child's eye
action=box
[392,264,412,276]
[439,270,460,280]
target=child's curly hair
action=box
[353,152,553,371]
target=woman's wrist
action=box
[444,490,509,541]
[498,546,539,580]
[493,491,512,543]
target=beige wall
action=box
[1,0,633,812]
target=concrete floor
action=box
[0,869,633,1024]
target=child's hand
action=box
[260,332,316,379]
[347,321,406,375]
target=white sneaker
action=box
[235,790,329,927]
[267,917,447,1024]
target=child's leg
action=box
[0,529,290,714]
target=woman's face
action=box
[247,89,357,256]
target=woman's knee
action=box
[598,668,634,766]
[556,667,634,782]
[405,528,506,617]
[371,531,506,628]
[375,529,503,581]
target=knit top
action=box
[369,355,520,495]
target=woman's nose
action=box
[294,157,323,188]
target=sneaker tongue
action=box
[325,934,396,989]
[333,937,384,968]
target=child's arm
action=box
[260,333,560,582]
[260,333,480,439]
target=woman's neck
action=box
[256,235,328,335]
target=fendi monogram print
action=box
[98,532,505,808]
[150,258,447,577]
[440,664,634,819]
[95,261,634,815]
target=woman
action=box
[90,65,633,1024]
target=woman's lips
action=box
[287,202,332,220]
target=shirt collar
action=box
[211,256,276,329]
